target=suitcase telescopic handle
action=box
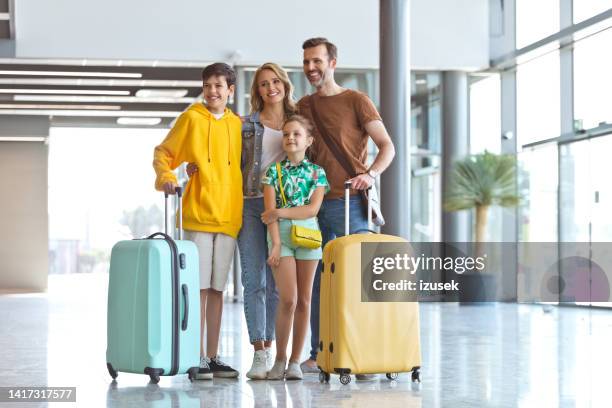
[164,186,183,240]
[344,181,373,236]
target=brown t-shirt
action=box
[297,89,382,199]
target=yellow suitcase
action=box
[316,184,422,385]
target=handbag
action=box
[308,95,385,226]
[276,162,323,249]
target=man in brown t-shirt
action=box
[299,37,396,378]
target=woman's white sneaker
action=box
[246,350,268,380]
[266,359,286,380]
[285,361,303,380]
[265,348,273,371]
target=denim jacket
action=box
[241,111,266,197]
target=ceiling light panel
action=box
[14,95,194,103]
[0,89,130,95]
[117,117,162,126]
[0,78,201,87]
[0,70,143,78]
[0,109,181,117]
[0,103,121,110]
[135,89,189,98]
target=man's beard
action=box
[309,69,328,88]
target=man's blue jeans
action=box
[309,195,368,361]
[238,198,279,344]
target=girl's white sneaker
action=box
[285,361,303,380]
[266,359,287,380]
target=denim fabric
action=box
[241,112,266,197]
[309,195,369,360]
[238,197,279,343]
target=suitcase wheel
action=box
[340,374,351,385]
[411,369,421,383]
[386,372,399,381]
[319,371,330,383]
[188,367,199,382]
[107,363,118,380]
[149,374,160,384]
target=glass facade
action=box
[510,1,612,305]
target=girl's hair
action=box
[283,114,314,136]
[249,62,297,117]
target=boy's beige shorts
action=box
[183,230,236,291]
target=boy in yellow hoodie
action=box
[153,63,243,380]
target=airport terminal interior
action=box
[1,0,611,407]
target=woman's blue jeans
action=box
[238,198,279,344]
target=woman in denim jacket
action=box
[189,62,297,379]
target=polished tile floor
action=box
[1,273,611,407]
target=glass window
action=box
[517,51,561,146]
[411,73,441,155]
[411,72,442,242]
[574,28,612,130]
[469,74,504,242]
[48,127,168,274]
[516,0,560,49]
[518,144,559,242]
[470,74,501,154]
[573,0,612,24]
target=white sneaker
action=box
[246,350,268,380]
[285,361,303,380]
[266,359,286,380]
[265,348,273,371]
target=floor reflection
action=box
[1,274,611,407]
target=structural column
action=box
[442,71,471,243]
[380,0,411,239]
[0,116,50,291]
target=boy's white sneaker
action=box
[266,359,287,380]
[246,350,268,380]
[285,361,303,380]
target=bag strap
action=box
[309,95,357,179]
[276,162,288,207]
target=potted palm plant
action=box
[444,150,521,301]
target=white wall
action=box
[411,0,490,70]
[15,0,489,70]
[0,118,49,292]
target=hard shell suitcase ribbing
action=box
[317,182,422,385]
[106,187,201,383]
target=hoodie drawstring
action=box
[226,120,231,166]
[207,119,212,163]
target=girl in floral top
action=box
[260,114,329,380]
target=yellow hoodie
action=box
[153,103,243,238]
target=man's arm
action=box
[349,120,396,190]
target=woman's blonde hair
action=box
[249,62,297,117]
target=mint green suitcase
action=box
[106,188,200,383]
